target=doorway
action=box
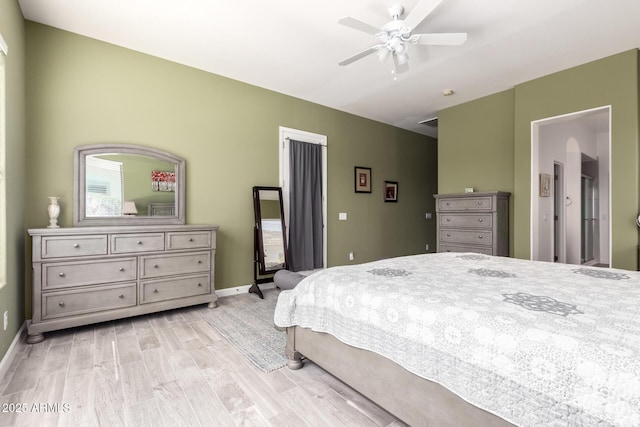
[279,126,327,271]
[531,106,611,266]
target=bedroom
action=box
[1,0,640,425]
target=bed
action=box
[274,252,640,426]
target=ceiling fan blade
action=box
[415,33,468,45]
[338,46,379,66]
[338,17,380,35]
[404,0,443,29]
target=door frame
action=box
[278,126,328,269]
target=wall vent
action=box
[419,117,438,128]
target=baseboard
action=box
[0,322,27,382]
[216,282,276,298]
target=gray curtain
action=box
[288,139,323,271]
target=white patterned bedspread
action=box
[274,253,640,426]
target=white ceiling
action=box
[18,0,640,137]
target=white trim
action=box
[530,105,612,264]
[215,282,276,298]
[0,322,26,382]
[278,126,328,269]
[0,33,7,56]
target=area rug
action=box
[202,288,288,373]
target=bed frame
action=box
[285,326,515,427]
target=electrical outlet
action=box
[3,311,7,331]
[349,251,354,261]
[426,244,429,251]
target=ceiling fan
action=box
[338,0,467,75]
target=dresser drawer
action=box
[140,251,211,278]
[41,235,108,258]
[440,229,493,245]
[440,214,493,229]
[166,231,214,250]
[111,233,165,254]
[140,274,211,304]
[438,196,493,211]
[439,244,493,255]
[42,258,137,290]
[42,283,136,320]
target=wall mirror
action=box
[252,186,288,298]
[73,144,185,226]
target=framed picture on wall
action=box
[539,173,551,197]
[384,181,398,202]
[354,167,372,193]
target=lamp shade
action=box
[122,201,138,216]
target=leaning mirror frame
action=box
[73,143,186,226]
[253,186,289,275]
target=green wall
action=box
[0,1,27,362]
[23,22,438,318]
[438,89,515,254]
[438,50,640,269]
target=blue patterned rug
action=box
[201,288,287,373]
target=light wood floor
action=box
[0,291,406,427]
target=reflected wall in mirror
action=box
[74,144,185,226]
[253,186,288,274]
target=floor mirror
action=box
[251,186,289,298]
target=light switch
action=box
[339,212,347,221]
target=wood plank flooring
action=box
[0,290,406,427]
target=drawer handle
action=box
[198,283,202,287]
[446,249,451,252]
[197,260,202,264]
[188,238,194,242]
[118,294,124,299]
[477,201,483,205]
[137,240,143,245]
[153,289,158,293]
[153,264,159,268]
[119,267,125,272]
[478,235,483,239]
[58,301,65,307]
[73,243,79,248]
[446,218,451,222]
[58,272,65,278]
[446,233,451,237]
[445,202,450,206]
[478,218,483,222]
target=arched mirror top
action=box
[73,143,186,226]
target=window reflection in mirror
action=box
[86,153,176,217]
[259,193,286,270]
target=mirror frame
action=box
[73,143,186,226]
[253,186,289,275]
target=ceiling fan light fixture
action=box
[396,52,409,66]
[377,47,391,62]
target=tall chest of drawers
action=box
[28,224,218,343]
[434,191,510,256]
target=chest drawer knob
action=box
[477,201,483,205]
[478,235,483,239]
[118,294,124,299]
[198,283,202,287]
[58,301,65,307]
[137,240,143,245]
[446,233,451,237]
[478,218,483,222]
[188,238,194,242]
[73,243,79,248]
[153,264,159,269]
[58,272,66,278]
[153,289,158,293]
[119,267,125,272]
[197,260,202,264]
[446,218,451,222]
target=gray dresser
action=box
[28,224,218,343]
[434,191,510,256]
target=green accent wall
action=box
[438,50,640,269]
[23,22,438,319]
[0,1,27,362]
